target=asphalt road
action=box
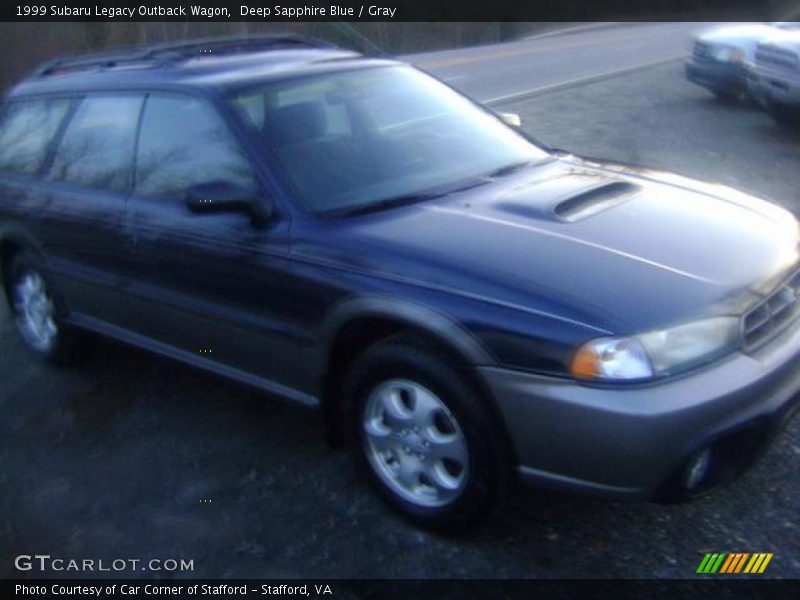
[2,24,800,580]
[407,22,709,104]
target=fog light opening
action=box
[684,448,712,491]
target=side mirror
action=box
[185,181,271,224]
[497,112,523,128]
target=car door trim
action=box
[69,312,319,407]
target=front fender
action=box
[320,294,496,369]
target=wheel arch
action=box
[319,295,509,451]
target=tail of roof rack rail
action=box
[33,34,339,77]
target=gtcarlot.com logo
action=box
[14,554,194,573]
[696,552,773,574]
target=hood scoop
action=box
[553,181,638,222]
[493,173,639,223]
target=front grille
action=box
[693,41,713,62]
[755,44,799,71]
[742,269,800,350]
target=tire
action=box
[6,253,86,365]
[768,103,800,127]
[343,334,510,531]
[711,88,741,102]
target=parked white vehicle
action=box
[687,22,800,99]
[748,28,800,122]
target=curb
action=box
[522,22,626,41]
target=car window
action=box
[230,66,548,214]
[0,98,71,175]
[48,94,143,192]
[235,78,352,137]
[134,94,256,201]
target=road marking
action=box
[484,55,685,105]
[414,25,692,70]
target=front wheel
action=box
[711,88,742,102]
[345,335,511,531]
[362,378,470,509]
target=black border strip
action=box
[6,579,800,599]
[1,0,777,23]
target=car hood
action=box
[329,158,799,334]
[698,23,778,44]
[696,23,781,58]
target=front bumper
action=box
[479,319,800,500]
[685,58,745,93]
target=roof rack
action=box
[33,34,339,77]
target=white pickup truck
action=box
[749,28,800,123]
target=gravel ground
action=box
[506,60,800,214]
[1,60,799,580]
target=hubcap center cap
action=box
[404,432,426,454]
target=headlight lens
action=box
[711,46,744,63]
[571,337,653,380]
[571,317,739,381]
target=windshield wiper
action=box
[484,160,536,178]
[331,192,441,218]
[327,176,493,218]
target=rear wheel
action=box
[344,334,510,531]
[7,254,86,364]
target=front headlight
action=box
[570,317,739,381]
[711,46,745,63]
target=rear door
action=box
[37,93,145,327]
[1,93,144,327]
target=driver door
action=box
[124,92,304,392]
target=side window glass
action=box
[49,95,143,192]
[135,95,256,200]
[0,98,71,175]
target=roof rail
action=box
[33,34,339,77]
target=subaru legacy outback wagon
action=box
[2,35,800,530]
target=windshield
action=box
[229,65,549,214]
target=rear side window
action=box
[49,94,143,192]
[0,98,71,175]
[134,94,256,201]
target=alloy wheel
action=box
[362,378,469,508]
[12,271,58,352]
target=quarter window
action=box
[134,95,256,200]
[49,95,143,192]
[0,98,71,175]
